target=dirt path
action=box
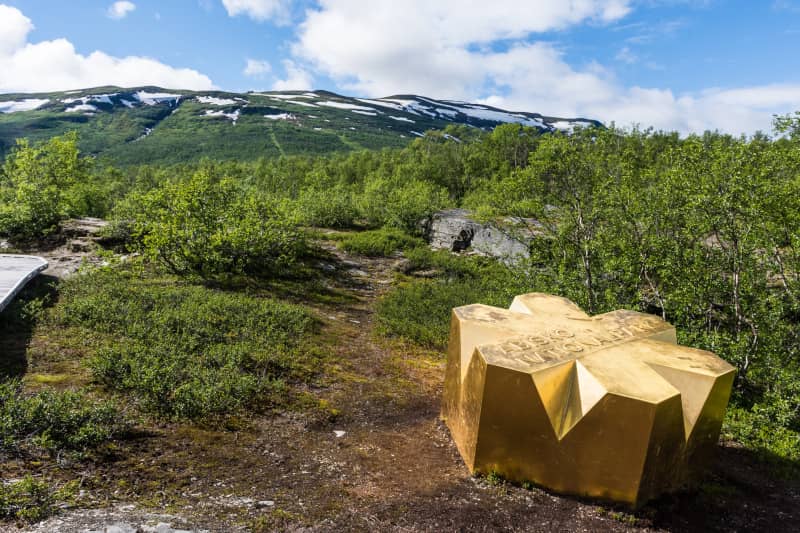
[13,241,800,532]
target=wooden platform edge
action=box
[0,255,49,314]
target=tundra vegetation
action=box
[1,117,799,523]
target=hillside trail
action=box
[238,242,635,532]
[18,239,800,532]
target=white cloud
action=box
[0,4,33,55]
[615,46,638,64]
[0,4,214,92]
[272,60,313,91]
[482,62,800,136]
[107,1,136,20]
[287,0,800,135]
[292,0,633,97]
[244,58,271,77]
[221,0,289,21]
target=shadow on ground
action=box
[640,443,800,532]
[0,274,59,379]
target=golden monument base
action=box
[442,293,735,507]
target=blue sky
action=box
[1,1,800,134]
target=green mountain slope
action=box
[0,86,601,165]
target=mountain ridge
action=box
[0,86,602,166]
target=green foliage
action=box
[121,170,307,279]
[723,406,800,475]
[0,133,91,239]
[376,280,482,348]
[56,266,319,421]
[3,98,800,468]
[360,175,451,232]
[372,124,800,466]
[376,251,534,348]
[293,185,359,228]
[774,111,800,141]
[0,380,123,454]
[0,476,78,523]
[337,228,425,257]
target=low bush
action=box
[723,405,800,475]
[0,380,123,454]
[0,134,92,241]
[56,266,320,422]
[293,186,359,228]
[337,228,425,257]
[376,251,535,348]
[120,170,307,280]
[359,176,451,233]
[0,476,78,523]
[376,280,487,348]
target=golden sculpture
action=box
[442,293,735,507]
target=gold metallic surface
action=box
[441,293,735,507]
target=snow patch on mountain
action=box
[436,108,459,118]
[382,98,418,107]
[264,94,314,100]
[197,96,239,106]
[352,110,378,116]
[135,91,182,106]
[0,99,49,113]
[389,116,415,123]
[282,100,318,108]
[65,104,98,113]
[133,127,154,142]
[319,101,376,111]
[61,94,118,111]
[90,94,116,105]
[356,98,404,111]
[438,103,545,127]
[264,113,295,120]
[204,109,240,124]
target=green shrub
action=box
[723,405,800,474]
[56,266,319,421]
[376,280,487,348]
[403,247,498,279]
[337,228,425,257]
[376,251,534,348]
[0,380,123,453]
[294,186,358,228]
[122,170,307,280]
[0,133,92,240]
[359,176,450,233]
[0,476,78,523]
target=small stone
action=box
[106,524,137,533]
[257,500,275,508]
[69,239,91,253]
[334,430,346,438]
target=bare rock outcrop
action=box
[420,209,539,262]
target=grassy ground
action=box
[1,231,799,531]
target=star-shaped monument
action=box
[442,293,735,507]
